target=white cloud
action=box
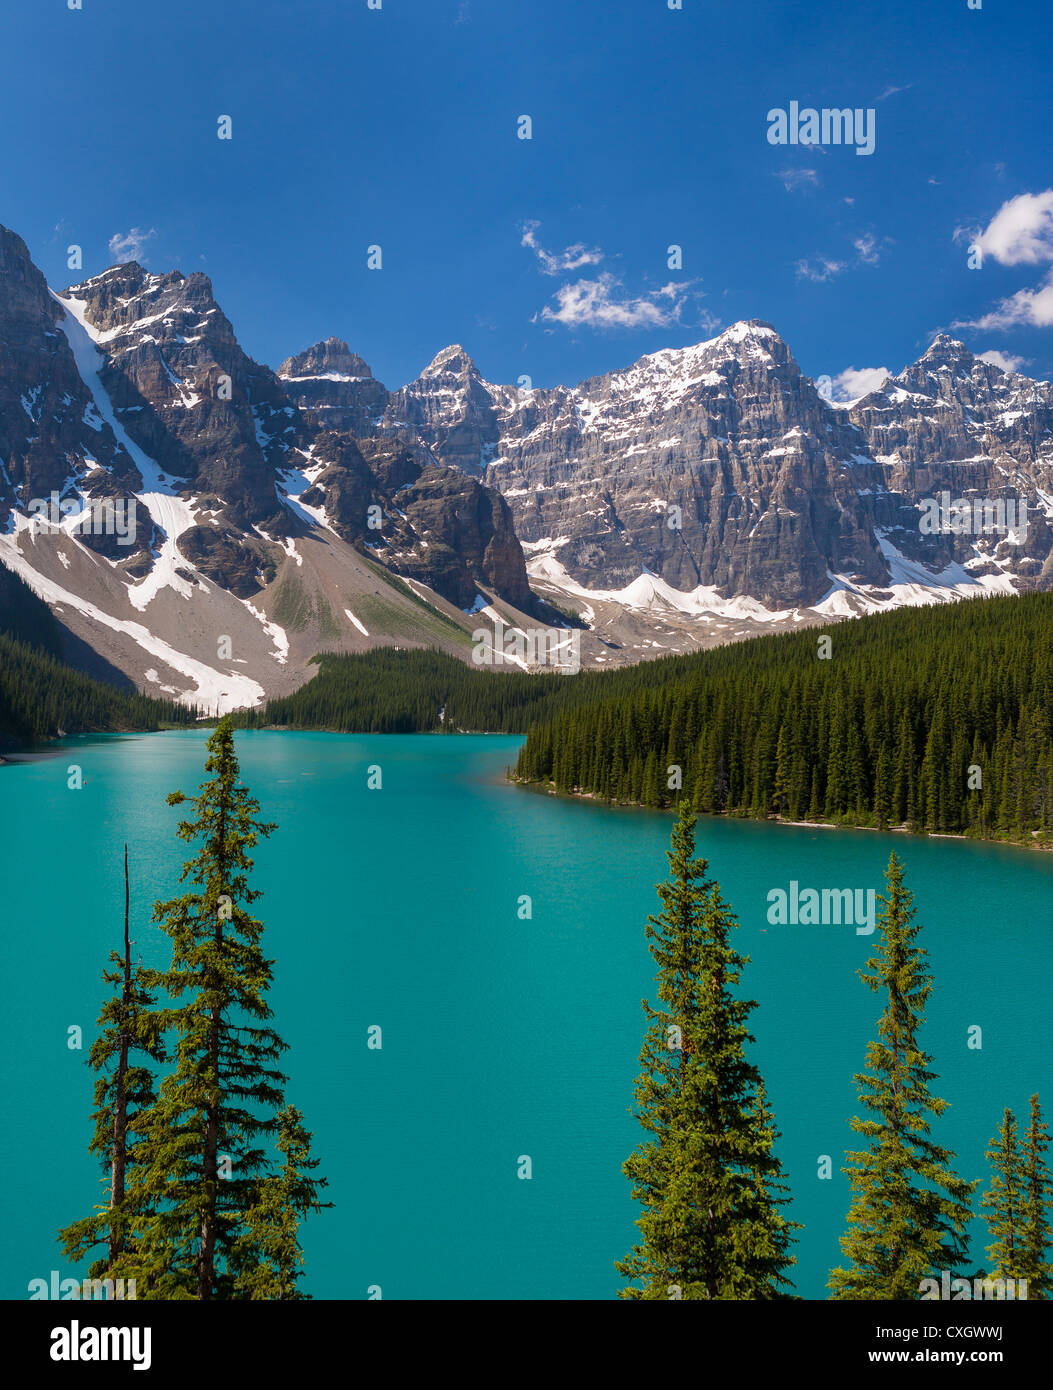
[878,83,913,100]
[830,365,891,403]
[776,168,819,193]
[853,234,881,265]
[521,221,604,276]
[537,273,690,330]
[954,271,1053,331]
[795,257,846,282]
[975,190,1053,266]
[977,349,1029,373]
[108,227,157,264]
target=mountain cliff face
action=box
[278,337,388,438]
[380,321,1053,613]
[0,226,538,710]
[4,215,1052,712]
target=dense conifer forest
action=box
[239,593,1053,841]
[0,561,195,745]
[512,592,1053,842]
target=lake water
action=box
[1,730,1050,1300]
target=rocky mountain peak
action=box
[918,333,974,369]
[278,337,373,381]
[418,344,479,380]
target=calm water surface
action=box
[1,730,1050,1299]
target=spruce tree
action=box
[1020,1094,1052,1297]
[617,802,798,1299]
[981,1108,1024,1282]
[58,846,165,1286]
[232,1106,331,1299]
[829,852,976,1299]
[119,718,291,1299]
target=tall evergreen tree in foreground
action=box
[1020,1094,1052,1296]
[981,1108,1023,1283]
[617,801,799,1299]
[58,847,165,1283]
[109,718,325,1299]
[829,852,976,1299]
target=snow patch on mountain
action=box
[0,532,264,711]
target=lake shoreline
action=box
[513,777,1053,853]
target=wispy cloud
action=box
[108,227,157,264]
[795,257,847,283]
[878,83,913,101]
[952,192,1053,333]
[536,273,694,330]
[853,234,881,265]
[775,168,819,193]
[977,349,1029,373]
[521,221,604,276]
[954,270,1053,331]
[796,232,885,282]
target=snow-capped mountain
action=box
[0,225,541,711]
[382,321,1053,618]
[3,215,1052,711]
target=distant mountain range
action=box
[1,221,1050,711]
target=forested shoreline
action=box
[512,593,1053,845]
[7,558,1053,847]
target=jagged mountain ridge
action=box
[0,226,543,711]
[4,215,1053,712]
[372,321,1053,612]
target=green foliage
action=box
[60,720,328,1299]
[58,847,165,1278]
[829,853,977,1299]
[1020,1094,1052,1296]
[0,560,195,743]
[513,592,1053,842]
[232,1106,331,1300]
[617,802,799,1299]
[237,592,1053,844]
[982,1108,1024,1283]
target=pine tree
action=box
[1020,1094,1052,1297]
[119,719,292,1299]
[58,846,165,1288]
[232,1107,332,1300]
[981,1108,1024,1282]
[829,852,977,1299]
[617,802,798,1299]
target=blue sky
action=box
[2,0,1051,394]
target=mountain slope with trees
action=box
[0,560,194,746]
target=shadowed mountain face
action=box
[0,226,538,710]
[0,225,531,605]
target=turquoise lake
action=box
[1,729,1051,1300]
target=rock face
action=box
[278,337,389,437]
[393,466,534,610]
[0,227,151,566]
[5,213,1052,708]
[0,229,532,612]
[846,336,1053,586]
[383,321,1053,608]
[382,345,517,476]
[0,226,545,710]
